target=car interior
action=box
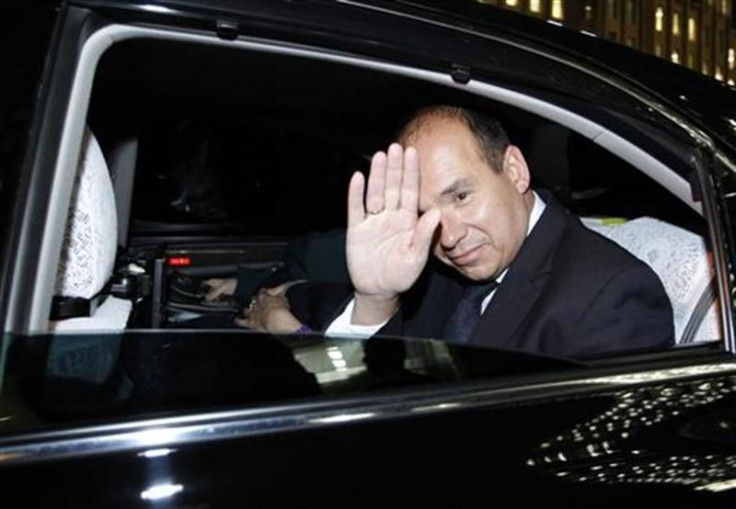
[43,26,722,349]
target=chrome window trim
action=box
[24,23,703,332]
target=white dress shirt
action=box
[325,191,546,338]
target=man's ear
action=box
[502,145,531,194]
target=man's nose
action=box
[439,211,467,250]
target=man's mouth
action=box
[448,245,484,266]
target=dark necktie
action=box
[443,281,498,343]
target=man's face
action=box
[413,118,533,281]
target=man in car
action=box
[325,105,674,357]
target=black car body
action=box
[3,0,736,507]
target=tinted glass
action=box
[0,331,577,431]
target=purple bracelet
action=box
[295,324,312,335]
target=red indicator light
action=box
[167,256,192,267]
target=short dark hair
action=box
[396,105,511,173]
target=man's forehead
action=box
[406,115,468,142]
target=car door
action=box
[2,1,736,507]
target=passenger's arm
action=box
[237,284,303,333]
[205,278,237,301]
[325,298,390,338]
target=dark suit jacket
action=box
[378,193,674,358]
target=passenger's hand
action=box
[205,278,237,301]
[347,143,440,324]
[236,284,303,333]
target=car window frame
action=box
[3,9,731,362]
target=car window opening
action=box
[43,25,721,355]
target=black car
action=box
[3,0,736,506]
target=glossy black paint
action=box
[1,332,736,507]
[4,1,736,507]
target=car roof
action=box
[347,0,736,149]
[74,0,736,154]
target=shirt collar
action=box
[527,190,546,235]
[495,190,545,284]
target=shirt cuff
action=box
[325,298,388,338]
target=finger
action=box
[265,283,288,296]
[400,146,420,214]
[241,301,255,316]
[256,292,277,308]
[365,151,387,214]
[384,143,403,210]
[412,207,441,255]
[348,171,366,227]
[205,286,225,301]
[282,279,307,291]
[236,317,261,331]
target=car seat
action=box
[582,217,721,344]
[49,128,133,331]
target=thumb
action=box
[265,284,288,296]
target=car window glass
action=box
[0,330,583,433]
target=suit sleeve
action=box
[570,263,675,357]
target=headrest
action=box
[525,124,571,203]
[54,128,118,299]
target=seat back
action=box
[49,128,132,331]
[582,217,721,344]
[525,124,571,203]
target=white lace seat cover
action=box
[50,129,131,331]
[582,217,721,344]
[49,296,132,332]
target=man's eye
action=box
[456,192,469,203]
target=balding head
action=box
[396,106,511,174]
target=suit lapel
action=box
[405,263,465,339]
[469,193,570,348]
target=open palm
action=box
[346,144,440,299]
